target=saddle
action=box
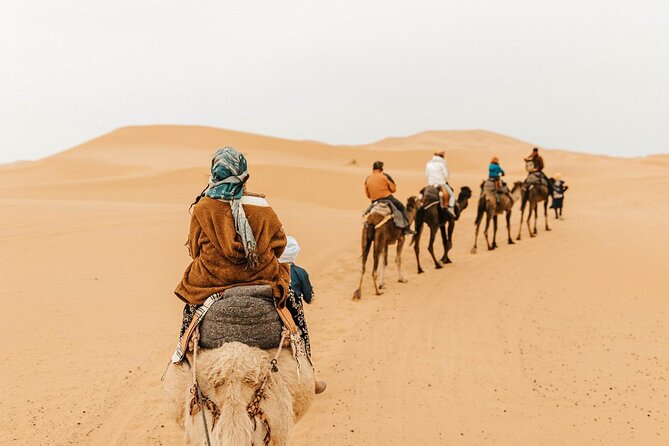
[420,186,440,206]
[482,179,509,194]
[365,201,392,217]
[172,285,297,364]
[525,172,548,187]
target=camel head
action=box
[510,181,524,200]
[458,186,472,211]
[406,196,420,224]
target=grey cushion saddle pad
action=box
[199,285,283,350]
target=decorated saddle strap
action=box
[171,292,225,364]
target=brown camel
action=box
[471,181,523,253]
[412,186,472,273]
[352,196,419,300]
[516,179,551,240]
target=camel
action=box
[412,186,472,273]
[516,177,551,240]
[164,341,314,445]
[471,181,523,253]
[352,196,419,300]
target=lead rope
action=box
[191,330,212,446]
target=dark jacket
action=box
[289,263,314,304]
[526,153,544,171]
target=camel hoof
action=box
[375,290,384,296]
[546,228,551,231]
[516,236,521,241]
[435,263,443,269]
[530,233,536,238]
[471,248,477,254]
[417,269,425,274]
[508,240,515,245]
[443,259,452,264]
[352,289,361,300]
[379,283,386,290]
[533,230,538,235]
[398,278,408,284]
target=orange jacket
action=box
[365,170,397,201]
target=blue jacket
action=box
[488,163,505,179]
[289,264,314,304]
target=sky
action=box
[0,0,667,163]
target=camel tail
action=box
[474,196,486,226]
[361,223,375,257]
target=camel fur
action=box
[471,181,523,253]
[352,196,419,300]
[516,180,551,240]
[412,186,472,272]
[164,341,314,445]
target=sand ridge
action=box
[1,125,667,445]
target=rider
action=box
[279,236,314,305]
[524,147,552,194]
[425,150,456,219]
[488,156,505,203]
[364,161,411,233]
[175,147,325,394]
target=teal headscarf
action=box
[204,147,258,269]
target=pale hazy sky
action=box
[1,0,667,163]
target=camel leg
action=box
[413,222,425,274]
[439,223,451,264]
[427,226,442,269]
[491,215,498,249]
[516,200,525,240]
[371,241,383,295]
[527,202,535,238]
[353,226,373,300]
[472,218,481,254]
[397,237,407,283]
[532,203,538,235]
[544,199,551,231]
[378,246,388,289]
[506,210,514,244]
[483,213,493,250]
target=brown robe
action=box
[175,196,290,307]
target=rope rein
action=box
[189,329,213,446]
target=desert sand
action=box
[1,125,668,445]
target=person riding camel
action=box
[488,156,505,203]
[524,147,553,195]
[174,147,326,395]
[279,236,314,305]
[425,150,456,219]
[364,161,412,234]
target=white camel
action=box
[164,341,314,446]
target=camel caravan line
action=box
[162,147,566,446]
[354,148,565,299]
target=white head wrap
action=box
[279,236,300,264]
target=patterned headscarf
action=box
[204,147,258,269]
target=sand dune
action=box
[1,125,667,445]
